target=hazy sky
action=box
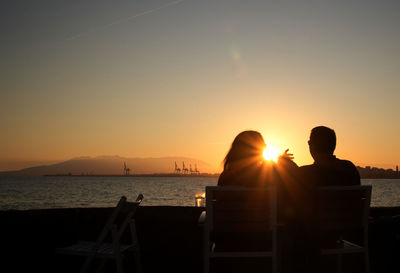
[1,0,399,171]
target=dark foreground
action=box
[1,206,400,273]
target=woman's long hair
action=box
[223,130,266,171]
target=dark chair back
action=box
[317,186,371,232]
[206,186,276,233]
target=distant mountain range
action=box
[2,156,396,179]
[0,156,215,176]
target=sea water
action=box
[0,176,399,210]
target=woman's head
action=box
[223,130,266,170]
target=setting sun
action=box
[263,146,280,162]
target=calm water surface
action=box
[0,176,399,210]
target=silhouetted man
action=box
[299,126,360,186]
[288,126,361,273]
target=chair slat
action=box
[212,200,270,210]
[212,190,271,202]
[213,222,272,232]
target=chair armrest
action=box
[198,211,206,226]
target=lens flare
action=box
[263,146,280,162]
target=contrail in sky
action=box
[66,0,186,41]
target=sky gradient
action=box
[1,0,400,171]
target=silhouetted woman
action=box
[218,130,297,187]
[214,130,298,267]
[217,131,315,272]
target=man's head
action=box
[308,126,336,160]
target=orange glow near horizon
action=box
[263,146,280,162]
[1,2,400,173]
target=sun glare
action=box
[263,146,280,162]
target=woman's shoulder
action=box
[217,169,241,186]
[217,170,230,186]
[218,164,265,187]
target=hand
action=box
[280,149,294,160]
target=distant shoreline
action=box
[43,173,220,178]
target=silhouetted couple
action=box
[218,126,360,188]
[217,126,360,272]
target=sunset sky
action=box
[1,0,399,172]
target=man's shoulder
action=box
[335,158,358,171]
[299,158,360,186]
[325,157,361,185]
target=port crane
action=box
[123,162,131,175]
[174,161,200,174]
[182,162,189,174]
[174,161,181,173]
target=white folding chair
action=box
[56,194,143,273]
